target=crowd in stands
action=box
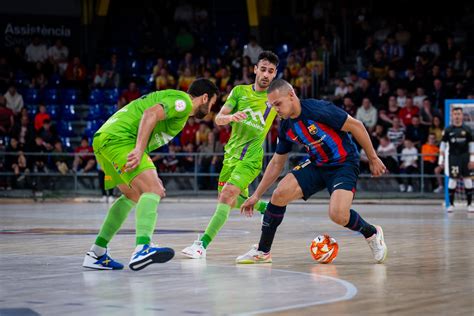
[0,1,472,192]
[344,29,473,192]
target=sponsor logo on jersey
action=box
[308,124,318,135]
[175,100,186,112]
[242,108,265,125]
[152,131,174,146]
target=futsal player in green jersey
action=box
[182,51,279,258]
[83,78,219,271]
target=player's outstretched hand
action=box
[241,195,258,217]
[231,111,247,122]
[125,148,143,172]
[369,157,387,177]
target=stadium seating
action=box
[57,121,75,137]
[88,89,104,104]
[62,89,81,105]
[46,105,60,120]
[24,88,40,104]
[103,89,119,104]
[44,89,61,104]
[62,105,77,121]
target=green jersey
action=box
[224,84,277,161]
[96,90,192,152]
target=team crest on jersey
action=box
[462,131,466,136]
[113,162,126,174]
[308,124,318,135]
[175,100,186,112]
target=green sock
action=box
[95,195,136,248]
[234,195,268,214]
[201,203,231,248]
[135,193,160,246]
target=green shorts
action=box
[218,156,262,196]
[93,133,156,190]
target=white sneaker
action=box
[407,185,413,193]
[236,244,272,264]
[181,240,206,259]
[399,184,406,192]
[366,226,387,264]
[433,186,444,194]
[129,244,174,271]
[468,205,474,213]
[446,205,455,213]
[82,250,124,270]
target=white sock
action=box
[91,244,106,257]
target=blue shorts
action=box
[291,159,359,200]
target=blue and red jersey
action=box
[276,99,359,166]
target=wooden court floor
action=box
[0,200,473,315]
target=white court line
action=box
[204,263,358,316]
[0,255,358,315]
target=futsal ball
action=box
[310,234,339,264]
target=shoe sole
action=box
[82,265,119,270]
[375,226,388,264]
[181,251,205,259]
[82,255,123,270]
[236,258,272,264]
[129,248,175,271]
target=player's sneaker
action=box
[446,205,455,213]
[366,225,387,264]
[433,186,444,194]
[236,244,272,264]
[399,184,406,192]
[82,251,124,270]
[406,185,413,193]
[129,244,175,271]
[181,240,206,259]
[468,205,474,213]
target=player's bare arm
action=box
[241,153,289,216]
[341,115,386,177]
[125,104,166,172]
[215,104,247,125]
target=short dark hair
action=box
[257,51,279,67]
[453,107,463,112]
[188,78,219,99]
[267,79,292,94]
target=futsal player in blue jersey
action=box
[237,79,388,264]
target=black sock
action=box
[449,189,456,206]
[345,209,377,238]
[466,188,472,205]
[258,203,286,253]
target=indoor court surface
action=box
[1,200,473,315]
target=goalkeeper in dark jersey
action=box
[438,107,474,213]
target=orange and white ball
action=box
[310,234,339,264]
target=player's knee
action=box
[328,206,348,225]
[272,187,290,205]
[218,186,239,205]
[153,187,166,198]
[123,191,140,203]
